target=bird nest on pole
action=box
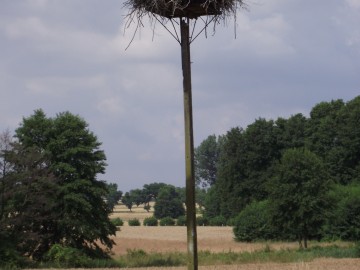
[124,0,246,24]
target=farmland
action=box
[104,203,360,270]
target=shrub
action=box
[44,244,91,268]
[196,216,209,226]
[233,200,274,242]
[128,218,141,226]
[176,215,186,226]
[143,216,158,226]
[160,217,175,226]
[322,184,360,241]
[154,186,185,219]
[209,215,227,226]
[111,217,124,226]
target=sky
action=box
[1,0,359,192]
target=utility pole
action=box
[180,17,198,270]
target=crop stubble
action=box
[107,205,360,269]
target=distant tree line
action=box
[195,96,360,247]
[117,182,207,220]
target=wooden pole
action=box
[180,18,198,270]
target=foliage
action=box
[128,218,141,226]
[194,134,223,187]
[176,215,186,226]
[143,216,158,226]
[159,216,175,226]
[233,200,275,242]
[119,249,184,268]
[208,215,227,226]
[268,148,331,248]
[154,185,185,219]
[121,192,134,211]
[142,182,168,210]
[44,244,92,268]
[1,109,115,261]
[203,185,222,219]
[130,188,146,207]
[105,183,122,211]
[111,218,124,227]
[196,216,209,226]
[323,184,360,241]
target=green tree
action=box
[195,134,223,187]
[121,192,134,211]
[275,113,307,150]
[12,109,116,259]
[142,182,168,211]
[233,200,275,242]
[203,185,221,219]
[105,183,122,211]
[2,144,59,260]
[154,185,185,219]
[323,184,360,241]
[268,148,330,248]
[214,119,280,220]
[130,188,145,207]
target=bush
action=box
[196,216,209,226]
[176,216,186,226]
[128,218,141,226]
[44,244,91,268]
[160,217,175,226]
[322,184,360,241]
[143,216,158,226]
[209,215,227,226]
[154,186,185,219]
[111,217,124,226]
[233,200,274,242]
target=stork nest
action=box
[124,0,246,20]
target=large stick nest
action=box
[124,0,246,20]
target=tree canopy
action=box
[1,109,116,261]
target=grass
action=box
[113,244,359,268]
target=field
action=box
[105,204,360,270]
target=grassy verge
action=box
[5,243,357,269]
[115,243,359,268]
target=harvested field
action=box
[111,226,300,255]
[28,204,359,270]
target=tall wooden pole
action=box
[180,18,198,270]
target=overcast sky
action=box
[1,0,359,192]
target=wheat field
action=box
[104,203,360,270]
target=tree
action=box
[2,144,59,259]
[194,134,223,187]
[121,192,133,211]
[275,114,307,150]
[130,189,146,207]
[105,183,122,211]
[142,182,168,211]
[233,200,279,242]
[12,109,116,259]
[0,129,13,222]
[268,148,331,248]
[323,184,360,241]
[154,185,185,219]
[213,120,280,220]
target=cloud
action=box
[1,0,359,191]
[346,0,360,9]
